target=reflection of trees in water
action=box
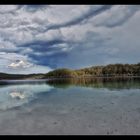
[46,78,140,90]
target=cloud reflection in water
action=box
[0,83,54,111]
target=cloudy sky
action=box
[0,5,140,74]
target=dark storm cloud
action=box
[42,5,113,32]
[19,5,50,12]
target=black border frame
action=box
[0,0,140,138]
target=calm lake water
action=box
[0,78,140,135]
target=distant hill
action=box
[45,63,140,78]
[0,63,140,80]
[0,73,44,80]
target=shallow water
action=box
[0,78,140,135]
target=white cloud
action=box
[0,5,18,13]
[8,60,33,69]
[92,5,140,27]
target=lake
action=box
[0,78,140,135]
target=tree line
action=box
[0,63,140,80]
[45,63,140,78]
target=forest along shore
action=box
[0,63,140,80]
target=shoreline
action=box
[0,76,140,81]
[0,76,140,85]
